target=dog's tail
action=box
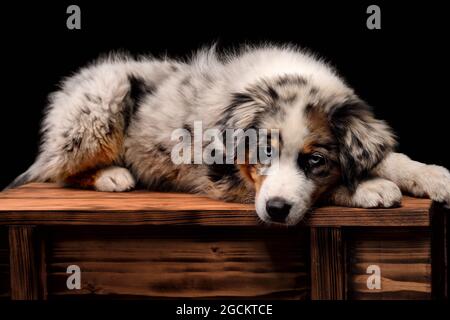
[3,157,49,191]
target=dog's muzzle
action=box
[265,197,293,223]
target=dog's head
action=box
[220,75,396,225]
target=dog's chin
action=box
[255,209,308,226]
[284,211,308,226]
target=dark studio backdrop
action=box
[1,1,449,189]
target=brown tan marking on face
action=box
[239,164,267,193]
[237,131,277,195]
[301,107,342,201]
[303,107,335,154]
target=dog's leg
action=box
[20,62,136,189]
[330,177,402,208]
[372,152,450,208]
[65,166,135,192]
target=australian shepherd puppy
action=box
[6,45,450,225]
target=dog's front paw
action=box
[408,165,450,208]
[94,166,135,192]
[351,178,402,208]
[332,178,402,208]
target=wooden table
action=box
[0,183,448,300]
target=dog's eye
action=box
[308,153,325,167]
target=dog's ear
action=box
[329,99,396,191]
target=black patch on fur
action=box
[231,92,254,105]
[125,75,156,130]
[63,136,82,153]
[304,103,315,115]
[106,119,115,136]
[275,75,307,87]
[278,132,284,149]
[329,99,372,121]
[217,75,307,131]
[306,142,339,155]
[73,136,82,149]
[183,124,193,134]
[207,163,242,188]
[155,143,168,154]
[267,86,279,100]
[216,92,255,128]
[129,75,155,101]
[246,115,265,132]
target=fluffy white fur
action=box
[374,153,450,209]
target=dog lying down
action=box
[6,45,450,225]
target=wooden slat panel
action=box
[45,227,310,299]
[0,227,9,299]
[0,183,433,227]
[310,228,345,300]
[9,226,40,299]
[346,228,432,300]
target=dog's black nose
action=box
[266,197,292,222]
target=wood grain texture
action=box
[310,228,345,300]
[0,183,434,227]
[346,229,432,300]
[45,227,310,299]
[0,227,9,299]
[9,226,40,299]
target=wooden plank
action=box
[9,226,41,300]
[0,210,259,227]
[0,227,10,299]
[304,199,432,227]
[45,227,309,299]
[0,207,432,227]
[0,183,255,210]
[346,228,432,300]
[310,228,345,300]
[0,183,434,227]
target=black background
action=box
[1,300,448,319]
[1,1,449,189]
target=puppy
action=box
[6,45,450,225]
